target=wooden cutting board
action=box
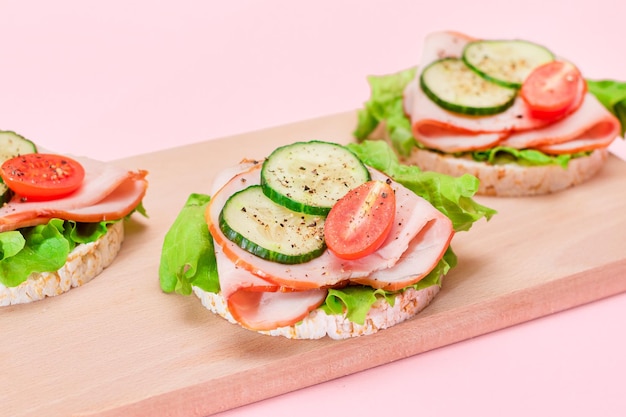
[3,111,626,417]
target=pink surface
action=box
[2,1,625,416]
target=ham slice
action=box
[351,210,453,291]
[206,162,453,330]
[216,241,281,300]
[227,289,328,331]
[500,96,620,152]
[213,241,327,331]
[0,156,148,232]
[404,31,620,153]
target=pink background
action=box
[2,1,625,415]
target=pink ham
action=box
[403,31,619,154]
[499,96,621,152]
[215,241,281,300]
[538,135,616,153]
[227,289,328,331]
[351,209,453,291]
[207,163,453,291]
[213,241,327,331]
[0,155,148,232]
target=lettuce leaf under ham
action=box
[354,67,624,165]
[347,140,496,232]
[322,247,456,324]
[0,218,118,287]
[159,141,494,325]
[159,193,219,295]
[354,67,417,157]
[587,79,626,137]
[0,201,147,288]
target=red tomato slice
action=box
[520,60,584,120]
[0,153,85,200]
[324,180,395,260]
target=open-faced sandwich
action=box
[0,130,148,306]
[159,140,495,339]
[355,31,626,196]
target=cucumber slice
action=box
[0,130,37,203]
[463,39,555,88]
[0,130,37,161]
[420,58,517,116]
[261,141,371,215]
[0,182,12,205]
[219,185,326,264]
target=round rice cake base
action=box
[193,283,440,340]
[405,146,609,197]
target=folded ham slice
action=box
[500,97,620,152]
[403,31,620,154]
[208,164,326,330]
[214,242,328,331]
[205,162,453,331]
[351,211,453,291]
[0,155,148,232]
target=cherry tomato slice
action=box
[324,180,395,260]
[520,60,583,120]
[0,153,85,200]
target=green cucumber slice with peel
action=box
[0,130,37,204]
[261,141,370,215]
[420,57,518,116]
[462,39,555,88]
[219,185,326,264]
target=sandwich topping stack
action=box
[159,140,495,339]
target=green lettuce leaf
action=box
[347,140,496,232]
[0,219,70,287]
[64,220,115,248]
[323,286,393,324]
[354,67,417,156]
[470,146,586,169]
[159,193,219,295]
[128,200,149,219]
[0,231,26,260]
[321,247,457,325]
[0,218,124,288]
[587,79,626,137]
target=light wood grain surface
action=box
[2,111,625,417]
